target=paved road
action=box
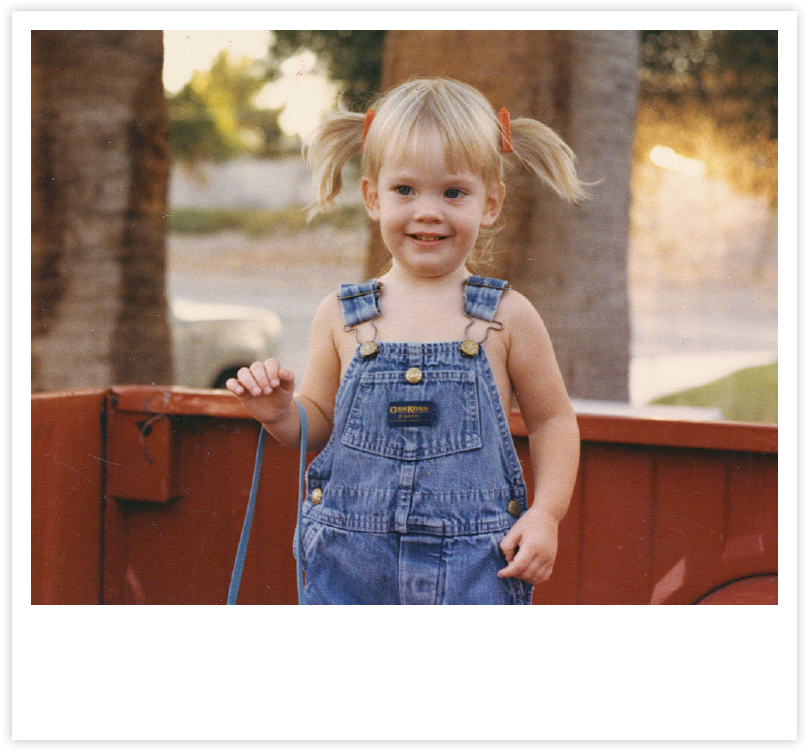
[628,280,777,403]
[167,236,778,407]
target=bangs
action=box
[362,79,502,186]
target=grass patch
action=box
[651,361,778,423]
[167,204,367,237]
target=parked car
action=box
[169,298,282,389]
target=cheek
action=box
[378,201,406,225]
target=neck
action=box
[380,263,469,290]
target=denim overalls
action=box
[298,275,533,605]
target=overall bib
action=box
[298,276,533,605]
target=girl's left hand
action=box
[497,506,559,585]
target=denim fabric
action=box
[298,277,532,605]
[337,281,382,328]
[463,275,509,322]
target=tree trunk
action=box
[31,30,172,392]
[369,30,638,401]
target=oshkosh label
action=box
[387,401,438,427]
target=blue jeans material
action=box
[298,277,532,605]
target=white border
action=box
[12,9,798,743]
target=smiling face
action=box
[362,129,504,280]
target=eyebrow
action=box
[385,170,479,185]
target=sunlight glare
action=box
[162,30,271,93]
[649,145,707,177]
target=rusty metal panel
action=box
[102,410,300,605]
[100,388,302,604]
[532,477,584,605]
[575,413,778,454]
[696,574,778,604]
[512,434,583,605]
[650,449,729,604]
[106,409,179,503]
[723,452,778,574]
[31,386,779,605]
[31,390,106,604]
[578,444,656,604]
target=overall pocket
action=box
[341,369,482,461]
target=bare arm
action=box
[496,291,580,585]
[227,292,343,453]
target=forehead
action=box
[379,127,483,180]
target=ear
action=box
[480,180,506,228]
[361,176,380,221]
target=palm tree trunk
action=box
[31,30,172,392]
[368,30,638,401]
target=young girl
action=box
[227,77,584,605]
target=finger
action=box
[497,551,524,578]
[225,377,245,396]
[518,556,555,586]
[259,359,293,393]
[499,531,519,563]
[236,365,261,396]
[497,543,535,579]
[276,367,296,389]
[250,360,276,394]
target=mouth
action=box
[409,233,448,242]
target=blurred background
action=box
[31,29,778,422]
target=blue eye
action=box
[445,188,462,199]
[395,186,412,195]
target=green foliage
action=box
[168,29,778,202]
[638,30,778,203]
[640,30,777,138]
[271,31,385,110]
[651,362,778,424]
[168,51,287,163]
[168,203,366,237]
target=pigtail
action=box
[304,108,365,218]
[509,118,588,203]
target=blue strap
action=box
[227,424,266,605]
[227,400,308,605]
[337,277,507,327]
[338,280,382,327]
[294,401,308,605]
[464,276,509,322]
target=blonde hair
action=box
[305,76,587,229]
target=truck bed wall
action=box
[31,387,778,605]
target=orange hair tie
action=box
[361,109,376,151]
[499,108,513,153]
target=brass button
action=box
[460,339,480,357]
[360,341,379,358]
[311,488,323,505]
[405,367,423,384]
[506,500,521,519]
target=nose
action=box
[412,195,442,222]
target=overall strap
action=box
[464,276,510,322]
[338,280,382,327]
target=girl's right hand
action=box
[226,358,296,426]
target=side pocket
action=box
[299,518,325,571]
[505,576,533,605]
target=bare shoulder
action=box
[498,286,559,375]
[498,287,548,339]
[309,287,361,374]
[313,288,343,323]
[308,289,345,340]
[298,290,344,412]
